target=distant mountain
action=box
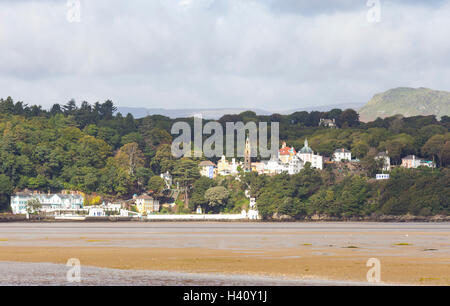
[117,103,364,119]
[116,107,270,119]
[359,87,450,122]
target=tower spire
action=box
[244,136,251,172]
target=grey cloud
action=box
[0,0,450,111]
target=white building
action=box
[247,198,260,220]
[297,139,324,170]
[160,171,172,188]
[262,153,303,175]
[333,148,352,162]
[286,155,304,175]
[10,190,84,214]
[319,118,337,128]
[375,151,391,171]
[88,203,123,216]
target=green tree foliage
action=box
[0,174,12,211]
[361,148,385,177]
[0,96,448,218]
[172,158,200,207]
[190,176,217,211]
[147,176,166,195]
[204,186,230,212]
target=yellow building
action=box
[217,155,238,176]
[135,194,160,214]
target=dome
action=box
[299,138,313,154]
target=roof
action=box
[136,194,155,200]
[199,161,216,167]
[299,138,313,154]
[279,146,296,156]
[12,191,83,200]
[403,155,418,160]
[334,148,351,153]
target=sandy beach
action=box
[0,222,449,285]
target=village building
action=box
[375,151,391,171]
[251,162,266,175]
[134,194,160,214]
[217,155,239,176]
[297,139,324,170]
[286,155,304,175]
[279,142,297,163]
[261,153,304,175]
[319,118,337,128]
[10,190,84,214]
[333,148,352,162]
[199,160,216,179]
[401,155,436,169]
[264,155,284,175]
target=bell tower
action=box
[244,136,252,172]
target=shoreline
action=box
[1,215,449,223]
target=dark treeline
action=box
[0,96,448,218]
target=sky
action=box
[0,0,449,111]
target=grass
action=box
[0,239,8,242]
[302,243,312,246]
[423,248,438,251]
[342,246,359,249]
[392,243,412,246]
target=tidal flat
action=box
[0,222,449,285]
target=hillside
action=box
[359,87,450,122]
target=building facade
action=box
[297,139,324,170]
[376,151,391,171]
[333,148,352,162]
[199,161,216,179]
[135,194,160,214]
[401,155,436,169]
[279,142,297,164]
[10,190,84,214]
[217,155,239,176]
[319,118,337,128]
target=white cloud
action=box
[0,0,449,111]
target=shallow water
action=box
[0,222,448,252]
[0,261,370,286]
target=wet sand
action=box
[0,222,449,285]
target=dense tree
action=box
[204,186,229,212]
[0,96,448,218]
[147,176,166,195]
[190,177,217,211]
[172,158,200,207]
